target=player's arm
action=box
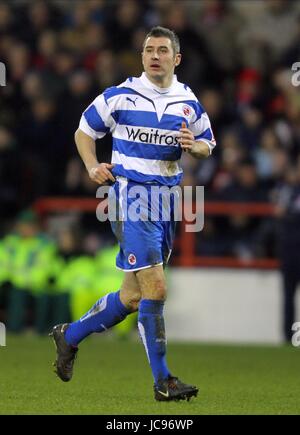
[179,99,216,159]
[74,128,115,184]
[179,122,211,159]
[75,92,116,184]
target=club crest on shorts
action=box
[183,105,191,117]
[128,253,137,265]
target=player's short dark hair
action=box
[143,26,180,55]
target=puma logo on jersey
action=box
[126,97,138,106]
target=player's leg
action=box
[50,272,140,381]
[114,272,140,337]
[119,271,141,311]
[62,271,139,346]
[135,264,170,383]
[136,264,198,401]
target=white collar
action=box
[140,72,177,94]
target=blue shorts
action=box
[109,177,177,272]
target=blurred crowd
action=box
[0,209,136,334]
[0,0,300,261]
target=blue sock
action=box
[138,299,170,385]
[64,291,130,346]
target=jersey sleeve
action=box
[189,101,216,155]
[79,92,116,140]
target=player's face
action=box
[142,37,181,86]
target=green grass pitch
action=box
[0,334,300,415]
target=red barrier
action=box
[34,197,279,270]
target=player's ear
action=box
[174,53,182,67]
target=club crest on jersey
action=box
[183,105,191,117]
[128,253,137,265]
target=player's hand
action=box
[179,121,195,153]
[88,163,115,184]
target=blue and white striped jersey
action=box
[79,72,216,186]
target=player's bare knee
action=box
[140,279,167,301]
[127,292,141,312]
[153,279,167,300]
[120,286,141,312]
[136,266,167,301]
[128,299,140,312]
[120,271,141,311]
